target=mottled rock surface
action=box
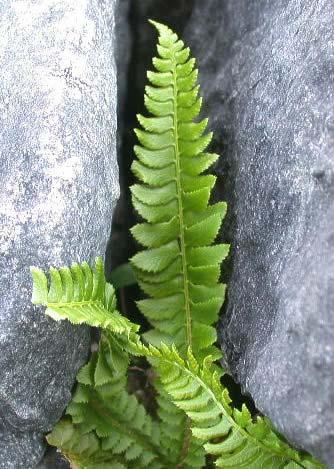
[185,0,334,465]
[115,0,132,129]
[0,0,118,467]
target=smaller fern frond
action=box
[31,257,138,336]
[47,419,128,469]
[31,260,165,466]
[144,345,325,469]
[130,20,230,361]
[49,333,169,469]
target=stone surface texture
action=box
[115,0,132,129]
[185,0,334,466]
[0,0,118,467]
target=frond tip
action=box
[130,19,230,361]
[30,257,138,335]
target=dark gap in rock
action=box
[36,447,69,469]
[220,373,257,414]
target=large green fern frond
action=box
[130,20,226,467]
[130,21,229,361]
[143,344,324,469]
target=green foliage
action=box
[51,337,168,469]
[31,258,323,468]
[145,345,323,469]
[47,420,128,469]
[129,20,228,465]
[30,257,137,336]
[30,21,324,469]
[130,20,229,362]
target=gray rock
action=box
[115,0,132,129]
[105,0,133,278]
[0,0,118,466]
[185,0,334,466]
[0,425,45,469]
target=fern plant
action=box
[129,20,229,466]
[30,21,324,469]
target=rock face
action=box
[185,0,334,465]
[0,0,118,467]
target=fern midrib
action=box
[90,394,169,465]
[159,356,306,467]
[47,300,102,307]
[172,58,192,349]
[172,54,193,469]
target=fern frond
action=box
[31,257,138,336]
[130,21,229,360]
[48,334,168,468]
[130,21,228,467]
[145,344,325,469]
